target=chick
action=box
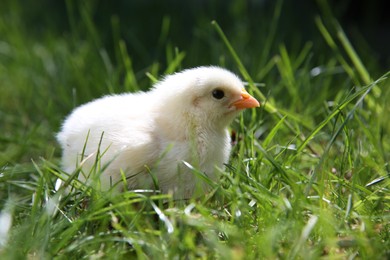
[57,66,259,199]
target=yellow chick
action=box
[57,66,259,199]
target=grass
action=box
[1,0,389,259]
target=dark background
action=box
[4,0,389,71]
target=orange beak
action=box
[230,89,260,109]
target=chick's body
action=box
[57,66,259,198]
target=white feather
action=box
[57,66,259,199]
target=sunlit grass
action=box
[0,0,389,259]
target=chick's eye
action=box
[212,89,225,100]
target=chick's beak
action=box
[230,89,260,109]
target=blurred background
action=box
[2,0,388,69]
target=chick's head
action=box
[154,66,259,130]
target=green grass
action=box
[1,0,389,259]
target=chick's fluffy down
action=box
[57,66,259,199]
